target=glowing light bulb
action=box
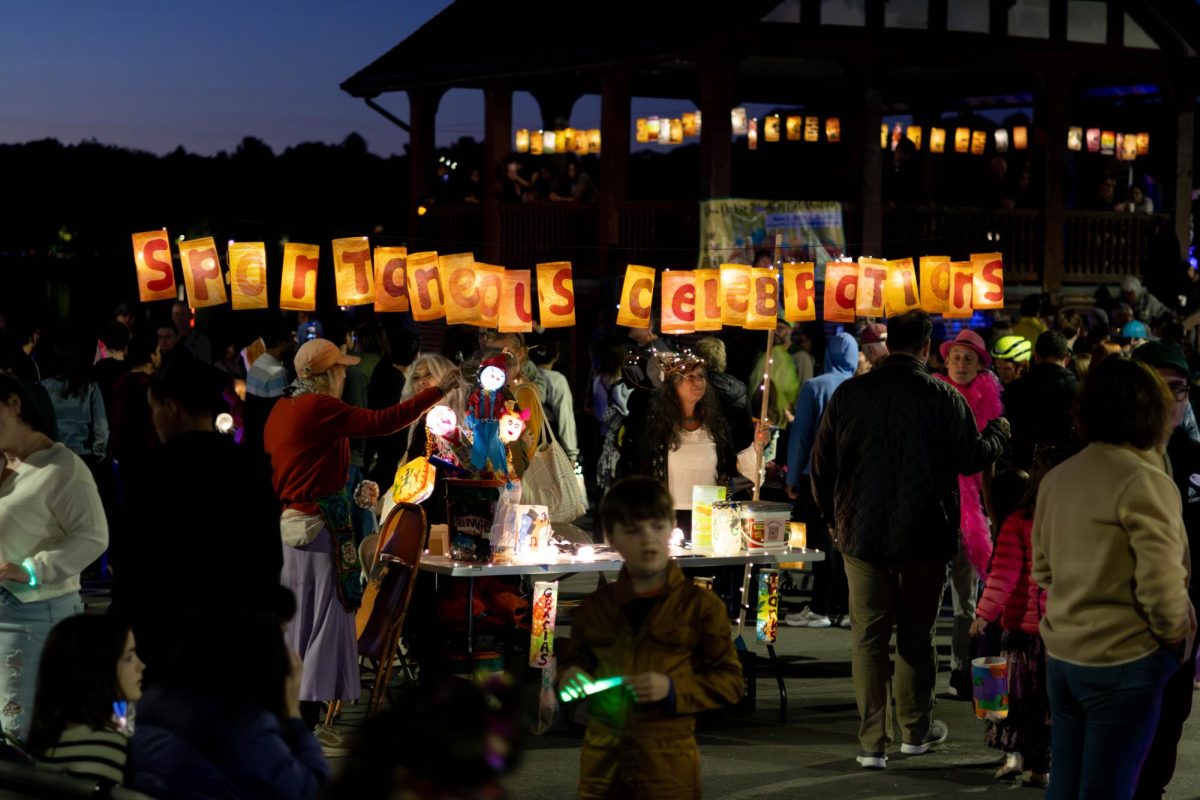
[215,413,234,434]
[577,545,596,562]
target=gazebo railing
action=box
[1062,211,1168,284]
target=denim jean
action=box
[1047,648,1181,800]
[0,589,84,742]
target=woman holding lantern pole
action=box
[263,339,453,750]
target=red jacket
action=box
[975,509,1045,635]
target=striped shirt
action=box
[38,725,128,785]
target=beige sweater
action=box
[1032,443,1191,666]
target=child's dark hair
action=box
[1021,445,1072,509]
[28,615,132,756]
[599,477,674,540]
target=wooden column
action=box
[1175,101,1195,263]
[483,81,512,264]
[699,56,735,200]
[859,88,884,258]
[1040,68,1069,293]
[598,68,631,263]
[406,88,443,240]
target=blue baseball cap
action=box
[1121,320,1149,340]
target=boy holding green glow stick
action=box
[559,477,743,798]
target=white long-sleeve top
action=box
[0,443,108,602]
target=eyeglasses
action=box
[1166,381,1190,401]
[682,372,707,384]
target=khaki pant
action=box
[844,555,945,754]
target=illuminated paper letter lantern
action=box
[745,267,779,330]
[929,127,946,154]
[635,118,649,143]
[906,125,922,150]
[946,261,974,318]
[669,118,683,144]
[178,236,227,309]
[970,130,987,155]
[971,252,1004,311]
[472,263,503,328]
[1085,128,1100,153]
[855,258,888,318]
[554,129,566,154]
[884,257,920,316]
[405,250,445,322]
[1013,126,1028,150]
[782,262,817,323]
[647,117,661,139]
[1136,132,1150,155]
[731,107,748,136]
[536,261,575,328]
[1100,130,1115,155]
[131,229,177,303]
[529,581,558,668]
[530,130,544,155]
[756,569,780,643]
[804,116,820,143]
[574,130,589,155]
[919,255,950,314]
[657,119,671,145]
[954,127,970,153]
[880,123,889,149]
[825,117,841,143]
[228,241,268,310]
[542,130,556,154]
[515,128,530,153]
[994,129,1009,153]
[563,128,576,152]
[661,270,697,335]
[617,265,656,328]
[587,129,600,153]
[823,261,857,323]
[763,115,780,143]
[332,236,375,307]
[1067,127,1083,151]
[682,112,698,137]
[441,252,483,325]
[693,268,722,331]
[693,110,702,135]
[499,268,533,333]
[747,119,758,150]
[1120,133,1138,161]
[785,115,802,141]
[719,263,751,327]
[374,246,410,313]
[280,242,319,312]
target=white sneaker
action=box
[856,754,887,769]
[313,724,350,757]
[784,608,831,628]
[900,720,949,755]
[837,614,851,629]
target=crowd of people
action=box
[0,264,1197,798]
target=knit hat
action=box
[939,329,992,368]
[860,323,887,345]
[293,339,359,378]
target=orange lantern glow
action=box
[587,129,600,153]
[970,130,987,155]
[515,129,530,153]
[804,116,820,143]
[669,118,683,144]
[635,118,649,143]
[131,229,177,303]
[905,125,922,150]
[825,117,841,142]
[1012,126,1027,150]
[954,127,970,153]
[1067,127,1083,151]
[178,236,227,309]
[228,241,268,311]
[748,119,758,150]
[929,127,946,153]
[682,112,698,137]
[1136,132,1150,155]
[919,255,950,314]
[530,130,544,155]
[332,236,376,307]
[786,115,802,141]
[764,115,780,143]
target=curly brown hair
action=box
[644,368,738,480]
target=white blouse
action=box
[666,427,762,510]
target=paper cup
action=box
[971,656,1009,721]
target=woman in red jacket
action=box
[264,339,452,751]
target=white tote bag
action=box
[521,412,587,524]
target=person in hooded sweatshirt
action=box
[784,332,858,628]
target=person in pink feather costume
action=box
[935,329,1005,699]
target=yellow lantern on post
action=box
[670,118,683,144]
[530,130,544,155]
[635,118,649,143]
[764,115,780,142]
[748,118,758,150]
[515,129,530,153]
[1067,127,1083,151]
[804,116,819,142]
[1013,126,1028,150]
[954,127,970,153]
[786,116,802,141]
[970,130,987,155]
[587,129,600,154]
[930,127,946,153]
[825,117,841,142]
[682,112,698,137]
[905,125,922,150]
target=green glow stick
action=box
[558,675,625,703]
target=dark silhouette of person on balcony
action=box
[551,161,597,202]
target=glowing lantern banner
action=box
[436,253,476,324]
[756,569,780,643]
[228,241,268,310]
[280,243,320,311]
[885,258,920,316]
[745,268,779,330]
[919,256,950,314]
[131,230,177,303]
[661,271,697,335]
[373,246,410,313]
[970,252,1004,311]
[782,262,817,323]
[536,261,575,328]
[529,580,558,669]
[946,261,975,318]
[472,263,504,328]
[498,269,533,333]
[823,261,858,323]
[178,236,228,309]
[406,251,445,322]
[693,268,722,331]
[855,258,889,318]
[719,264,751,327]
[332,237,375,307]
[617,264,656,328]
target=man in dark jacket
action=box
[811,311,1009,769]
[1002,330,1080,469]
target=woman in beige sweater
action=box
[1032,357,1194,799]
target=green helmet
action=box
[992,335,1032,363]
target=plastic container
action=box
[691,485,726,551]
[738,501,792,549]
[711,501,742,556]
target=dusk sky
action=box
[0,0,734,158]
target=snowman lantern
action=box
[465,354,514,478]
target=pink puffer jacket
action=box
[975,509,1045,634]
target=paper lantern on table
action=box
[929,127,946,153]
[1067,127,1083,151]
[1012,126,1027,150]
[785,115,802,141]
[515,129,530,153]
[763,115,780,143]
[954,127,970,153]
[905,125,922,150]
[825,117,841,142]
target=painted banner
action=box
[131,230,177,303]
[406,251,445,321]
[855,258,889,318]
[946,261,975,318]
[919,255,950,314]
[884,257,920,316]
[280,242,319,311]
[499,269,533,333]
[661,270,697,335]
[693,268,722,331]
[373,246,409,313]
[823,261,857,323]
[745,267,779,330]
[617,264,656,328]
[781,262,817,323]
[332,237,375,307]
[228,241,268,310]
[529,580,558,668]
[698,199,845,279]
[536,261,575,328]
[756,569,780,643]
[719,263,751,327]
[178,237,227,308]
[971,252,1005,311]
